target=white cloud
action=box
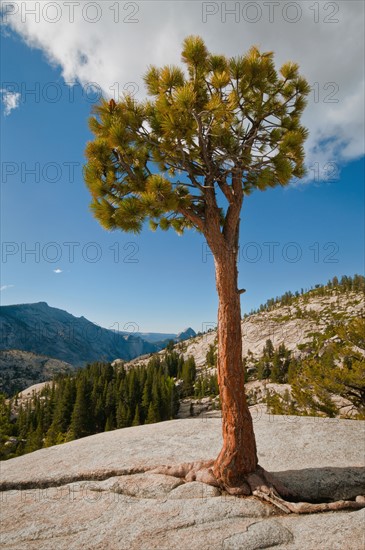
[1,89,21,116]
[53,268,63,274]
[3,1,364,178]
[0,284,14,292]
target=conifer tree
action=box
[194,378,202,398]
[48,378,75,438]
[116,393,132,428]
[263,339,274,359]
[105,414,115,432]
[170,379,180,418]
[181,356,197,396]
[141,377,151,411]
[85,36,310,494]
[0,393,14,458]
[206,344,217,368]
[270,343,291,383]
[70,379,91,439]
[145,402,158,424]
[132,403,141,426]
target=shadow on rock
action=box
[273,466,365,501]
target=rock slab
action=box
[1,415,364,549]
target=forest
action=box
[0,352,214,459]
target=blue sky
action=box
[1,3,364,333]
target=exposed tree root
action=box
[254,490,365,514]
[150,460,220,486]
[149,461,365,515]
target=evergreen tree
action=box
[263,339,274,359]
[151,377,162,422]
[166,340,175,352]
[24,423,44,454]
[105,381,116,419]
[194,378,203,397]
[132,404,141,426]
[164,351,182,377]
[116,400,130,429]
[270,344,291,383]
[145,402,158,424]
[170,380,180,418]
[84,36,309,489]
[257,359,271,380]
[206,344,217,368]
[141,379,152,418]
[209,374,219,396]
[70,379,92,439]
[105,414,115,431]
[47,378,75,440]
[181,356,196,397]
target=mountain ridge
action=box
[0,302,158,367]
[0,302,196,393]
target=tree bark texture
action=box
[212,250,258,487]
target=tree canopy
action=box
[84,36,310,244]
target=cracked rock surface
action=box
[1,415,364,549]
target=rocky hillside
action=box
[122,279,364,419]
[125,283,364,371]
[0,350,72,397]
[183,287,364,367]
[1,415,364,549]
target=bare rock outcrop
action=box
[1,414,364,549]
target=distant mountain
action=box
[0,302,159,367]
[176,327,196,341]
[0,350,72,396]
[130,332,177,344]
[125,329,196,344]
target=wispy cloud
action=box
[0,284,15,292]
[53,268,63,274]
[1,89,21,116]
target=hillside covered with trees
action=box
[0,352,203,460]
[1,275,363,460]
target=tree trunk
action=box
[212,249,258,488]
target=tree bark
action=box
[212,249,258,488]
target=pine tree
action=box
[24,423,44,454]
[181,356,196,397]
[83,39,310,491]
[164,351,182,377]
[263,339,274,359]
[70,379,91,439]
[48,378,75,438]
[105,414,114,432]
[145,402,158,424]
[209,374,219,396]
[132,404,141,426]
[206,344,217,368]
[151,378,162,422]
[194,378,202,397]
[0,393,15,459]
[270,344,291,383]
[170,380,180,418]
[105,381,116,419]
[116,400,130,428]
